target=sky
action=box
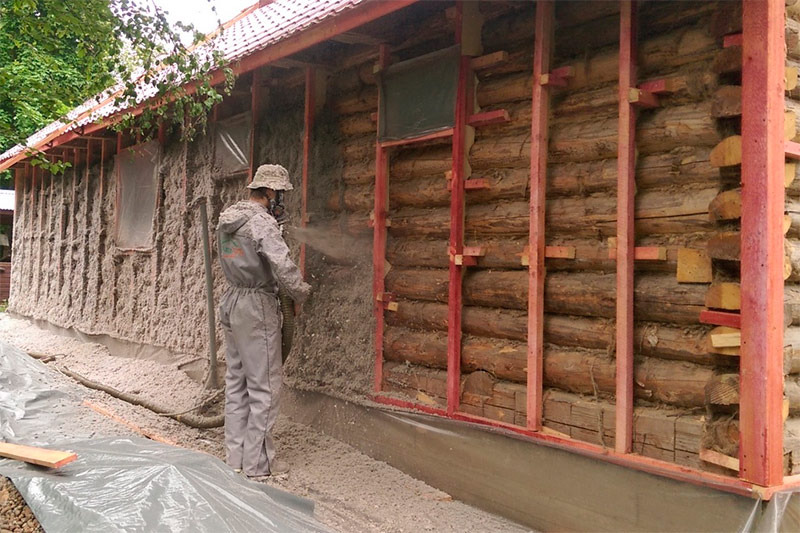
[152,0,257,35]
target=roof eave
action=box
[0,0,417,172]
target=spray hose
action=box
[278,287,295,363]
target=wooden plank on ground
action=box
[0,441,77,468]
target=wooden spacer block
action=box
[464,178,490,190]
[787,140,800,160]
[607,242,667,261]
[471,51,509,71]
[711,331,741,348]
[454,254,478,266]
[540,66,573,88]
[462,246,485,257]
[467,110,510,128]
[540,73,567,87]
[708,189,742,222]
[638,78,677,95]
[710,136,743,167]
[385,301,399,312]
[545,246,576,259]
[634,247,667,261]
[705,282,741,311]
[677,248,713,283]
[722,33,743,48]
[785,398,791,422]
[370,112,378,122]
[700,448,740,472]
[376,292,395,303]
[551,66,575,78]
[787,110,798,141]
[787,66,799,92]
[700,310,742,329]
[706,326,741,356]
[628,88,659,108]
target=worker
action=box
[216,164,311,480]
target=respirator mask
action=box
[269,190,287,226]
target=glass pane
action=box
[379,46,460,142]
[215,113,252,175]
[116,140,158,249]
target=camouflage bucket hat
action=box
[248,164,293,191]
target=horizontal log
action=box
[710,373,800,416]
[553,69,718,122]
[391,145,453,181]
[708,189,741,222]
[331,87,378,115]
[387,235,713,274]
[330,168,530,212]
[384,326,713,408]
[339,112,375,136]
[382,365,706,467]
[549,102,720,164]
[385,268,706,324]
[568,27,717,92]
[386,298,718,366]
[385,187,719,239]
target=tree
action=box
[0,0,232,186]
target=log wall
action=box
[322,1,747,474]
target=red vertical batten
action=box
[526,0,554,431]
[372,44,390,393]
[446,2,469,415]
[249,69,261,182]
[740,0,785,486]
[300,67,315,279]
[99,139,105,203]
[615,0,637,454]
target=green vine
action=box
[2,0,236,177]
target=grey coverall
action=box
[216,200,310,476]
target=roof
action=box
[0,0,372,166]
[0,190,15,212]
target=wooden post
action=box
[446,1,472,415]
[373,44,390,393]
[526,0,554,431]
[615,0,637,454]
[740,0,785,486]
[300,67,315,279]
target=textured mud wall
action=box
[9,94,301,365]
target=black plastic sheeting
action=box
[0,341,327,532]
[378,45,460,142]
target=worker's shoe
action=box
[269,459,290,477]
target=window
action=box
[378,45,460,142]
[214,112,252,176]
[116,140,159,250]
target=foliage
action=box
[0,0,233,184]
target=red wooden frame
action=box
[526,0,554,431]
[700,310,742,329]
[372,44,391,393]
[615,0,638,455]
[446,2,469,415]
[740,0,785,486]
[378,129,454,149]
[300,67,315,278]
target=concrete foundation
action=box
[283,388,770,532]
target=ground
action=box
[0,315,529,532]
